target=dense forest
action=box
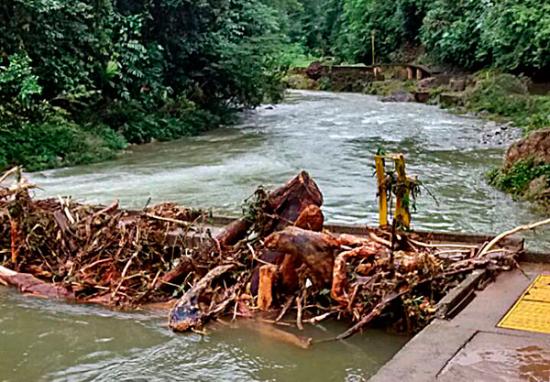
[275,0,549,76]
[1,0,549,171]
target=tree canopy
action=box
[1,0,549,170]
[276,0,550,75]
[0,0,285,170]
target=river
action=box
[2,90,549,381]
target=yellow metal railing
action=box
[375,153,415,229]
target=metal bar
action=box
[374,155,388,227]
[393,154,411,228]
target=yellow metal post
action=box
[375,155,388,227]
[393,154,411,228]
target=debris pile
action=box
[0,168,524,342]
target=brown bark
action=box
[257,264,277,311]
[279,254,300,293]
[10,219,19,265]
[169,264,234,332]
[155,257,194,289]
[215,172,324,247]
[250,250,301,296]
[338,233,371,247]
[215,218,252,247]
[267,171,323,232]
[264,226,340,287]
[294,204,324,231]
[331,245,383,305]
[0,265,74,299]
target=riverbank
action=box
[285,67,550,208]
[0,103,225,172]
[0,1,283,173]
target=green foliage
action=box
[275,0,549,76]
[336,0,429,63]
[0,115,126,171]
[478,0,550,72]
[466,72,550,132]
[421,0,550,73]
[487,159,550,197]
[0,0,287,171]
[278,44,319,69]
[0,53,42,110]
[421,0,487,69]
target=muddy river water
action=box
[2,90,549,381]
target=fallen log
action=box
[0,265,74,299]
[154,257,194,290]
[215,172,324,246]
[169,264,235,332]
[331,244,385,304]
[215,218,252,247]
[266,171,323,232]
[264,226,340,287]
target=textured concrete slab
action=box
[498,275,550,335]
[438,332,550,382]
[368,320,477,382]
[370,263,550,382]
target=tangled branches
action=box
[0,168,525,343]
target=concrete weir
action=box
[187,217,550,381]
[369,261,550,381]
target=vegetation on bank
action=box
[487,160,550,206]
[0,0,285,171]
[275,0,549,77]
[465,73,550,133]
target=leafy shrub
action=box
[336,0,430,63]
[466,73,550,132]
[479,0,550,72]
[0,0,286,171]
[488,159,550,196]
[0,116,126,171]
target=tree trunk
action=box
[0,265,74,299]
[266,171,323,232]
[257,264,277,311]
[264,226,340,287]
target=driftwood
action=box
[294,204,324,231]
[215,218,252,247]
[331,244,385,304]
[477,217,550,257]
[264,226,340,286]
[257,264,277,310]
[266,171,323,232]
[215,172,324,247]
[169,264,234,332]
[0,265,74,299]
[0,168,525,343]
[278,253,300,293]
[155,257,194,289]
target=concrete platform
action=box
[369,263,550,382]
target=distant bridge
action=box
[294,63,437,81]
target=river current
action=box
[2,90,548,381]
